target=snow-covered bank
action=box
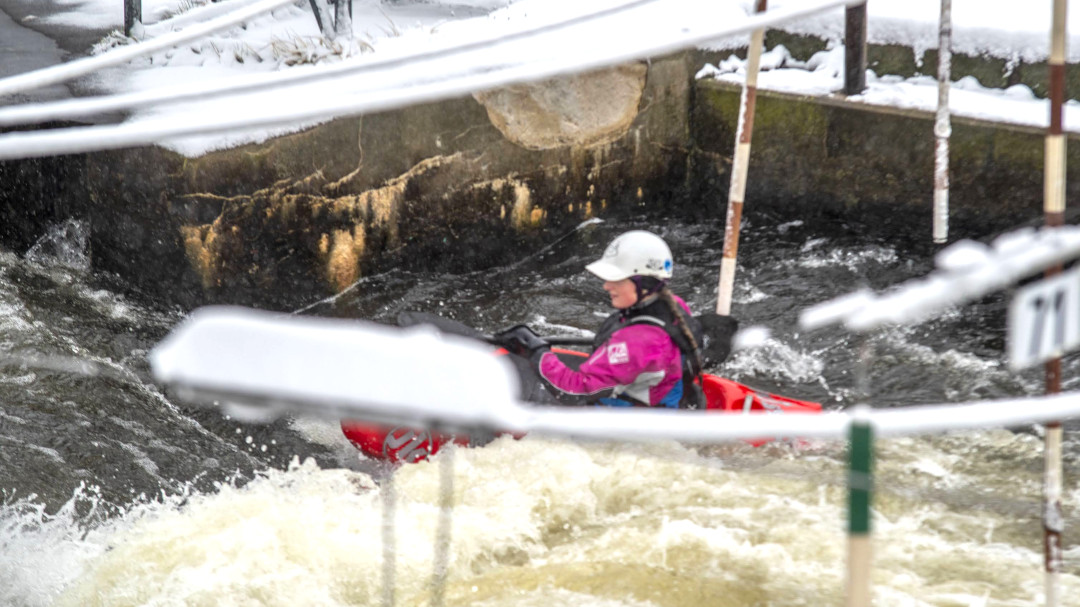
[2,0,1080,157]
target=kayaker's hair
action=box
[658,286,703,372]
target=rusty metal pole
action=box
[716,0,767,316]
[124,0,141,36]
[843,1,867,96]
[933,0,952,244]
[1043,1,1068,605]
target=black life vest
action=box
[592,294,707,410]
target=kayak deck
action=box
[341,351,822,463]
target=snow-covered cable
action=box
[522,391,1080,442]
[0,0,295,99]
[142,0,275,36]
[800,226,1080,332]
[151,306,1080,445]
[0,0,663,127]
[0,0,865,159]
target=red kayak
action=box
[342,348,822,463]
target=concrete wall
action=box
[692,79,1080,237]
[71,54,697,308]
[3,44,1076,310]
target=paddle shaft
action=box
[482,334,593,348]
[397,310,734,364]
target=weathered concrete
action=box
[692,79,1080,235]
[61,56,695,308]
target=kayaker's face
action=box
[603,279,638,309]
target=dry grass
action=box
[269,32,373,66]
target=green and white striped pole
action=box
[846,405,874,607]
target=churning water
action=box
[2,213,1080,606]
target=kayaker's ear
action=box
[698,313,739,366]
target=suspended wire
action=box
[142,0,276,35]
[0,0,866,160]
[0,0,296,99]
[0,0,664,127]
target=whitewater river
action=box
[2,213,1080,606]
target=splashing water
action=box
[3,215,1080,605]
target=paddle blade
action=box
[150,306,522,430]
[397,310,488,340]
[698,313,739,366]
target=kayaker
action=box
[494,230,706,408]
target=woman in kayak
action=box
[494,230,706,408]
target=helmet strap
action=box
[630,276,668,308]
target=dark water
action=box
[3,212,1080,606]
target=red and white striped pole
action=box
[717,0,767,316]
[1043,1,1068,605]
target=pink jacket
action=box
[537,297,691,406]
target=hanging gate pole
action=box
[381,474,398,607]
[430,445,456,607]
[716,0,767,316]
[1043,2,1068,604]
[846,405,874,607]
[932,0,952,244]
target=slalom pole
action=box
[932,0,952,244]
[430,443,456,607]
[1043,2,1068,603]
[845,405,874,607]
[381,473,398,607]
[716,0,767,316]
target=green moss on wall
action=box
[691,79,1080,226]
[765,31,828,62]
[867,44,921,80]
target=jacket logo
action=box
[607,342,629,364]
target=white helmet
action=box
[585,230,673,281]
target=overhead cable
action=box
[0,0,865,159]
[0,0,296,99]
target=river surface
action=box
[2,212,1080,606]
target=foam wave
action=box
[0,435,1065,606]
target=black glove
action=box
[493,325,549,358]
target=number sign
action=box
[1008,267,1080,370]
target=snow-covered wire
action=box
[0,0,866,160]
[150,306,1080,445]
[0,0,662,128]
[0,0,296,99]
[800,226,1080,333]
[143,0,276,36]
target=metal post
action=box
[307,0,336,39]
[334,0,353,39]
[846,405,874,607]
[1043,3,1068,604]
[123,0,141,36]
[932,0,952,244]
[716,0,766,316]
[843,2,867,95]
